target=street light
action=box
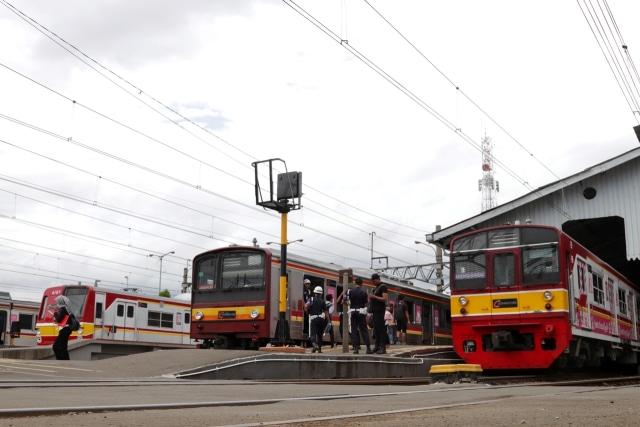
[266,239,303,245]
[149,251,175,294]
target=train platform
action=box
[0,343,459,381]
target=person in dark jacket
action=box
[344,278,372,354]
[368,273,388,354]
[51,295,73,360]
[307,286,330,353]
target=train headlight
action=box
[458,296,468,306]
[543,291,553,301]
[250,309,259,319]
[195,311,204,320]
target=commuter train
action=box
[0,292,39,347]
[450,224,640,370]
[190,245,451,349]
[36,284,194,348]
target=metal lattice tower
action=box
[478,135,499,212]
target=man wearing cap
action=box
[368,273,388,354]
[344,277,372,354]
[307,286,330,353]
[302,278,312,337]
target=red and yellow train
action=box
[450,224,640,370]
[190,245,451,349]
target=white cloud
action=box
[1,0,638,301]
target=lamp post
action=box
[149,251,174,294]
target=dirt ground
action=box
[2,385,639,427]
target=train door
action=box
[114,301,136,341]
[421,303,433,345]
[0,310,6,345]
[488,249,520,321]
[179,309,191,344]
[94,292,106,339]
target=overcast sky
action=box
[1,1,639,302]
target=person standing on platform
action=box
[51,295,73,360]
[384,303,394,348]
[302,278,312,337]
[395,294,411,345]
[344,278,372,354]
[307,286,330,353]
[368,273,388,354]
[323,294,336,348]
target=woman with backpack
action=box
[51,295,73,360]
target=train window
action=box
[453,234,487,252]
[64,286,88,317]
[96,302,103,320]
[522,246,560,285]
[195,255,218,291]
[592,273,605,305]
[184,312,190,324]
[127,305,134,318]
[220,252,266,289]
[521,227,559,245]
[493,252,515,288]
[117,304,124,317]
[148,311,173,328]
[452,252,487,290]
[18,313,34,330]
[618,288,627,315]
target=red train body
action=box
[450,224,640,370]
[190,246,451,349]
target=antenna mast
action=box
[478,134,499,212]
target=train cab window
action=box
[195,255,218,291]
[493,252,515,288]
[522,246,560,285]
[452,252,487,290]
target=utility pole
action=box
[252,158,302,347]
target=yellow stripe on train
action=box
[451,289,569,316]
[193,306,265,321]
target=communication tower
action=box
[478,135,499,212]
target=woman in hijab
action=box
[51,295,73,360]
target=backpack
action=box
[69,314,81,332]
[394,304,405,322]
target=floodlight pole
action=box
[274,203,291,345]
[252,158,302,347]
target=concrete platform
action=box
[0,344,459,381]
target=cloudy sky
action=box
[1,0,639,302]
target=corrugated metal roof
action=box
[429,147,640,262]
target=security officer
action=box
[344,278,372,354]
[369,273,388,354]
[307,286,330,353]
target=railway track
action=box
[1,374,639,426]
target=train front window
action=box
[221,252,265,289]
[493,252,516,288]
[195,254,218,291]
[452,252,487,290]
[64,287,88,317]
[522,246,560,285]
